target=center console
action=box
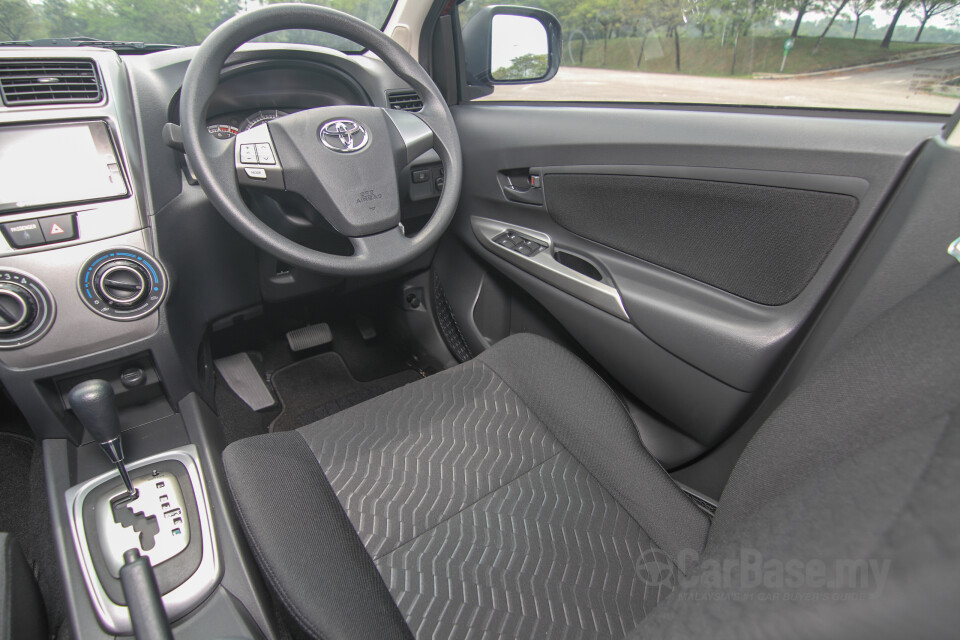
[0,50,277,639]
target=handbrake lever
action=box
[119,549,174,640]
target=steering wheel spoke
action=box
[349,225,410,259]
[383,108,434,166]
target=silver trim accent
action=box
[0,288,29,332]
[0,267,56,351]
[95,471,191,577]
[75,245,168,323]
[950,236,960,263]
[471,216,630,321]
[63,446,221,635]
[319,118,369,153]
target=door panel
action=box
[442,104,939,462]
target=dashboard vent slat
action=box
[0,59,103,106]
[386,90,422,112]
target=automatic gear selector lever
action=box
[69,379,136,497]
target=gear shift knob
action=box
[69,379,121,444]
[69,379,135,496]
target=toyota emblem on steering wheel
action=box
[319,119,369,153]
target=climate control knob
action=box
[0,269,54,350]
[78,248,167,321]
[0,283,37,334]
[95,260,149,309]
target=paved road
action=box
[485,53,960,113]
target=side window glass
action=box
[458,0,960,114]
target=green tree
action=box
[814,0,850,51]
[568,0,624,66]
[0,0,39,40]
[787,0,817,37]
[41,0,88,37]
[493,52,549,79]
[723,0,773,74]
[881,0,915,48]
[847,0,877,38]
[909,0,960,41]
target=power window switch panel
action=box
[494,233,517,248]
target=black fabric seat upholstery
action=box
[223,267,960,640]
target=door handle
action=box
[502,184,543,205]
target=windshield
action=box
[1,0,397,52]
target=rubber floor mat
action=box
[269,352,422,433]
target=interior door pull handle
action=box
[502,185,543,205]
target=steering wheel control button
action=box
[255,143,276,164]
[235,124,284,190]
[239,144,258,164]
[319,119,369,153]
[1,219,44,249]
[39,213,78,243]
[0,269,55,349]
[411,169,430,184]
[78,249,167,321]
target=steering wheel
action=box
[180,4,462,276]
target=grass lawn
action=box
[564,35,950,77]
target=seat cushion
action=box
[224,334,709,640]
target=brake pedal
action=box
[286,323,332,352]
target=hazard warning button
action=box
[39,214,77,244]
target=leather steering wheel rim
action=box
[180,4,462,276]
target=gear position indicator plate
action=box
[95,471,191,577]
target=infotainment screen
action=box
[0,121,128,214]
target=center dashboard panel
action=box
[0,52,167,369]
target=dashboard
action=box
[0,43,440,406]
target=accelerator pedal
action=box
[214,353,276,411]
[355,316,377,341]
[286,323,332,353]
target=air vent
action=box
[386,89,422,112]
[0,59,103,106]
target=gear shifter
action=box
[69,379,136,497]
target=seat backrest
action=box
[635,265,960,639]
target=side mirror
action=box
[462,6,562,87]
